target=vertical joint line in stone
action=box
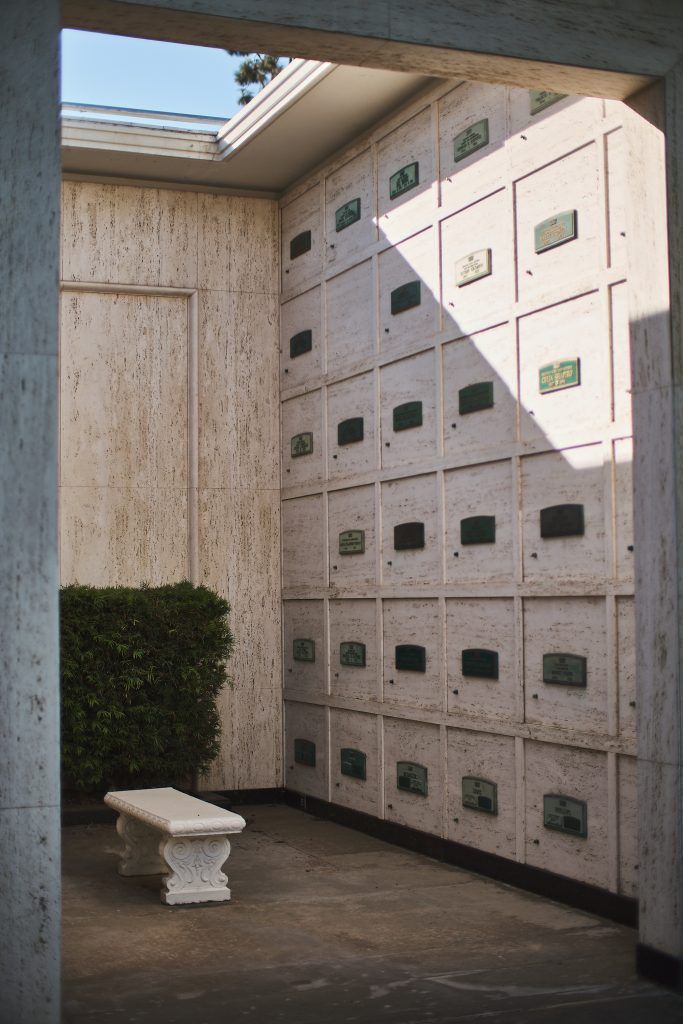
[187,290,199,585]
[607,749,619,893]
[606,593,619,738]
[515,735,526,862]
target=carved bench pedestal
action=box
[105,788,246,905]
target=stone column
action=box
[0,2,61,1021]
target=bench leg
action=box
[159,835,232,905]
[116,813,165,876]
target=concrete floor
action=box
[62,805,683,1023]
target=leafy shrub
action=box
[60,582,233,795]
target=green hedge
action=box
[60,582,233,795]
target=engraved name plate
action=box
[341,747,366,780]
[340,641,366,667]
[338,529,365,555]
[462,776,498,815]
[393,400,423,432]
[394,521,425,550]
[294,738,316,767]
[459,381,494,415]
[289,329,313,359]
[395,644,426,673]
[540,504,585,538]
[290,230,312,260]
[543,794,587,837]
[291,432,313,457]
[534,210,577,254]
[338,416,364,446]
[530,90,566,116]
[543,653,587,687]
[539,358,580,394]
[454,118,489,163]
[397,761,428,796]
[390,161,419,200]
[335,197,361,232]
[460,515,496,545]
[455,248,492,287]
[293,638,315,663]
[461,648,499,680]
[391,280,421,315]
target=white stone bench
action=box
[104,787,246,905]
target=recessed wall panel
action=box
[330,708,379,816]
[383,717,442,836]
[447,729,516,858]
[445,461,514,583]
[281,185,321,291]
[283,600,325,699]
[325,149,375,265]
[383,599,441,711]
[382,474,439,585]
[380,351,437,470]
[446,599,517,721]
[330,599,378,702]
[328,372,376,480]
[285,700,328,799]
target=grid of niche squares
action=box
[283,698,638,894]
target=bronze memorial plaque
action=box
[539,358,580,394]
[290,230,312,260]
[543,794,587,838]
[395,644,426,673]
[291,432,314,458]
[337,416,364,446]
[459,381,494,415]
[293,638,315,663]
[462,776,498,815]
[455,248,492,287]
[534,210,577,254]
[339,529,365,555]
[460,515,496,545]
[391,280,421,315]
[335,197,361,232]
[289,329,313,359]
[394,521,425,550]
[461,648,499,680]
[340,641,366,667]
[543,653,587,687]
[397,761,428,796]
[530,90,566,116]
[540,504,584,538]
[453,118,489,163]
[390,161,419,200]
[294,738,316,767]
[340,748,367,780]
[393,401,423,432]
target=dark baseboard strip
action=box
[284,790,638,928]
[636,944,683,991]
[211,787,285,807]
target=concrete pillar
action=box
[0,2,61,1022]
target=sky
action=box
[61,30,247,120]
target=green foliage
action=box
[227,50,291,105]
[60,582,233,795]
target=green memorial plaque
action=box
[335,197,361,232]
[534,210,577,254]
[291,432,313,457]
[389,161,419,200]
[462,648,499,680]
[339,529,365,555]
[530,90,566,116]
[341,747,366,780]
[289,329,312,359]
[395,644,426,673]
[453,118,489,163]
[455,248,492,287]
[390,280,421,315]
[393,401,423,432]
[460,515,496,545]
[459,381,494,415]
[543,794,587,837]
[540,504,584,538]
[290,230,312,260]
[539,358,580,394]
[337,416,364,446]
[293,638,315,663]
[340,641,366,667]
[394,521,425,550]
[294,738,316,767]
[462,776,498,815]
[543,653,587,687]
[397,761,428,796]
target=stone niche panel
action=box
[447,728,516,859]
[283,600,326,700]
[444,460,515,583]
[281,389,324,490]
[281,184,321,293]
[380,350,437,471]
[284,700,328,800]
[446,598,517,722]
[382,598,442,711]
[330,708,380,817]
[328,485,376,588]
[328,371,376,481]
[282,494,325,590]
[280,286,322,390]
[325,148,376,265]
[381,473,440,585]
[383,717,442,836]
[330,599,378,703]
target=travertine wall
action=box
[59,182,281,790]
[280,82,639,895]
